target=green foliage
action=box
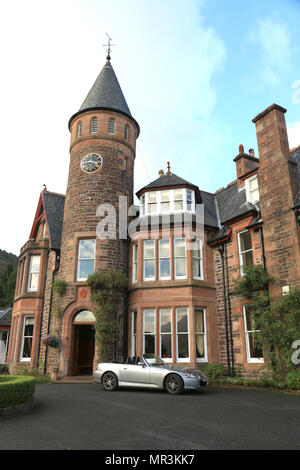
[0,264,17,307]
[0,364,9,374]
[286,370,300,389]
[0,249,18,276]
[87,269,128,362]
[0,375,35,408]
[204,363,226,381]
[53,279,67,296]
[14,367,51,384]
[233,264,300,382]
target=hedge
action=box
[0,376,36,408]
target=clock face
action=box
[80,153,103,174]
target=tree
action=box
[0,264,17,307]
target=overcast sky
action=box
[0,0,300,255]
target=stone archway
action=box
[72,310,96,376]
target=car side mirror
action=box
[138,362,145,367]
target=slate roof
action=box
[42,192,65,250]
[0,308,12,326]
[69,60,139,134]
[136,172,200,199]
[215,182,257,225]
[199,190,219,228]
[291,146,300,180]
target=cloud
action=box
[287,122,300,149]
[247,16,291,84]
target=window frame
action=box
[108,118,115,135]
[143,309,156,354]
[158,239,171,280]
[132,244,138,283]
[176,308,190,362]
[195,308,207,362]
[20,316,34,362]
[174,237,187,279]
[192,239,203,280]
[76,239,96,282]
[243,305,264,363]
[245,174,260,204]
[27,255,41,292]
[238,230,253,272]
[77,121,83,137]
[143,240,155,281]
[131,311,137,356]
[140,189,195,217]
[159,308,172,362]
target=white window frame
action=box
[143,309,156,354]
[140,189,195,217]
[131,312,137,356]
[27,255,41,292]
[20,316,34,362]
[245,174,260,204]
[195,308,207,362]
[159,308,172,362]
[174,238,187,279]
[143,240,155,281]
[159,239,171,280]
[77,239,96,281]
[0,329,9,364]
[176,308,190,362]
[238,230,253,272]
[243,306,264,363]
[192,239,203,280]
[132,244,138,283]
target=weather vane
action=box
[103,32,115,61]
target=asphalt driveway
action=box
[0,383,299,450]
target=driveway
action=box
[0,383,299,450]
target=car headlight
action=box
[184,372,196,378]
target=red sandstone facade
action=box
[7,57,300,379]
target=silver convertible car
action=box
[94,353,209,394]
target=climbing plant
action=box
[87,269,128,362]
[233,264,300,381]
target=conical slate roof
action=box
[69,59,139,134]
[79,60,132,116]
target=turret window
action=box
[174,189,184,211]
[108,118,115,135]
[77,239,96,281]
[27,255,41,292]
[124,124,129,140]
[77,122,83,137]
[90,118,98,134]
[147,192,157,213]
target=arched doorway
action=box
[72,310,96,376]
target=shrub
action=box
[53,279,67,295]
[286,370,300,389]
[204,363,226,381]
[0,364,9,374]
[0,375,35,408]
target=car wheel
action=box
[102,372,118,391]
[165,374,184,395]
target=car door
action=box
[149,366,166,387]
[119,364,151,384]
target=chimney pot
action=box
[239,144,244,154]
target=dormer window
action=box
[140,188,195,216]
[246,174,259,203]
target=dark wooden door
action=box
[73,325,95,375]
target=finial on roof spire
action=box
[103,32,115,61]
[43,184,47,192]
[167,162,171,174]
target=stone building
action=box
[7,55,300,379]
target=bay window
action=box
[140,188,195,216]
[174,238,187,279]
[143,240,155,281]
[159,308,172,361]
[159,239,171,280]
[195,309,207,361]
[27,255,40,292]
[192,239,203,279]
[132,244,138,283]
[176,308,189,361]
[131,311,137,356]
[20,316,34,362]
[143,309,155,354]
